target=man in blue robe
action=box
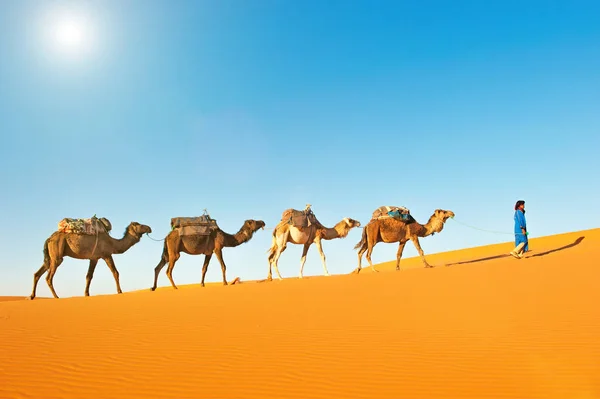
[510,200,528,258]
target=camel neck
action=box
[422,216,444,236]
[222,228,254,247]
[322,221,349,240]
[110,230,141,254]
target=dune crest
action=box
[1,229,599,399]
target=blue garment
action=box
[514,209,528,251]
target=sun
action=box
[54,19,85,51]
[40,7,96,58]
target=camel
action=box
[267,217,362,280]
[353,209,455,273]
[29,221,152,300]
[151,219,265,291]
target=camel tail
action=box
[266,236,278,261]
[354,227,367,250]
[160,240,169,261]
[42,237,51,266]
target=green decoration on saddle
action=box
[371,206,414,223]
[57,215,112,235]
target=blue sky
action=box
[1,0,599,298]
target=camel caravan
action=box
[29,204,455,299]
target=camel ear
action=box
[344,217,350,225]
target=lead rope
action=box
[450,217,526,236]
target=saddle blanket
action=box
[58,217,112,235]
[171,215,218,236]
[176,225,217,236]
[371,206,411,221]
[281,208,321,228]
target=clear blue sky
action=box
[1,0,599,298]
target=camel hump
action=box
[281,207,321,228]
[171,215,219,236]
[371,206,412,222]
[98,217,112,232]
[57,216,111,235]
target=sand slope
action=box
[1,228,599,399]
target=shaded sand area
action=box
[1,229,599,398]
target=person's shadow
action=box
[445,236,586,266]
[529,236,585,257]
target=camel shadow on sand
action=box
[445,236,586,266]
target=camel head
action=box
[343,217,361,228]
[127,221,153,237]
[434,209,455,223]
[243,219,266,233]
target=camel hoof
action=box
[28,295,35,300]
[352,268,361,274]
[425,265,434,268]
[298,275,303,279]
[372,269,380,273]
[150,287,156,292]
[223,282,228,286]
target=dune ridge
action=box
[1,228,599,399]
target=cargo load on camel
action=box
[57,216,112,235]
[171,211,219,236]
[281,204,321,228]
[371,206,414,222]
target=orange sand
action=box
[1,228,599,399]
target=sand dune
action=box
[1,228,599,399]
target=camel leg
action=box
[45,260,62,299]
[314,238,329,276]
[353,243,368,274]
[299,243,311,278]
[200,253,213,287]
[268,257,273,281]
[165,253,180,290]
[395,241,407,271]
[366,242,379,272]
[29,265,48,300]
[271,244,286,281]
[151,255,168,291]
[268,245,286,281]
[214,248,228,286]
[84,259,98,296]
[104,256,123,294]
[412,237,433,268]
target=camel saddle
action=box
[57,216,112,235]
[281,208,321,228]
[371,206,414,222]
[171,215,219,236]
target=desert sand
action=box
[1,228,599,399]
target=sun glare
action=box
[40,7,96,59]
[54,19,85,50]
